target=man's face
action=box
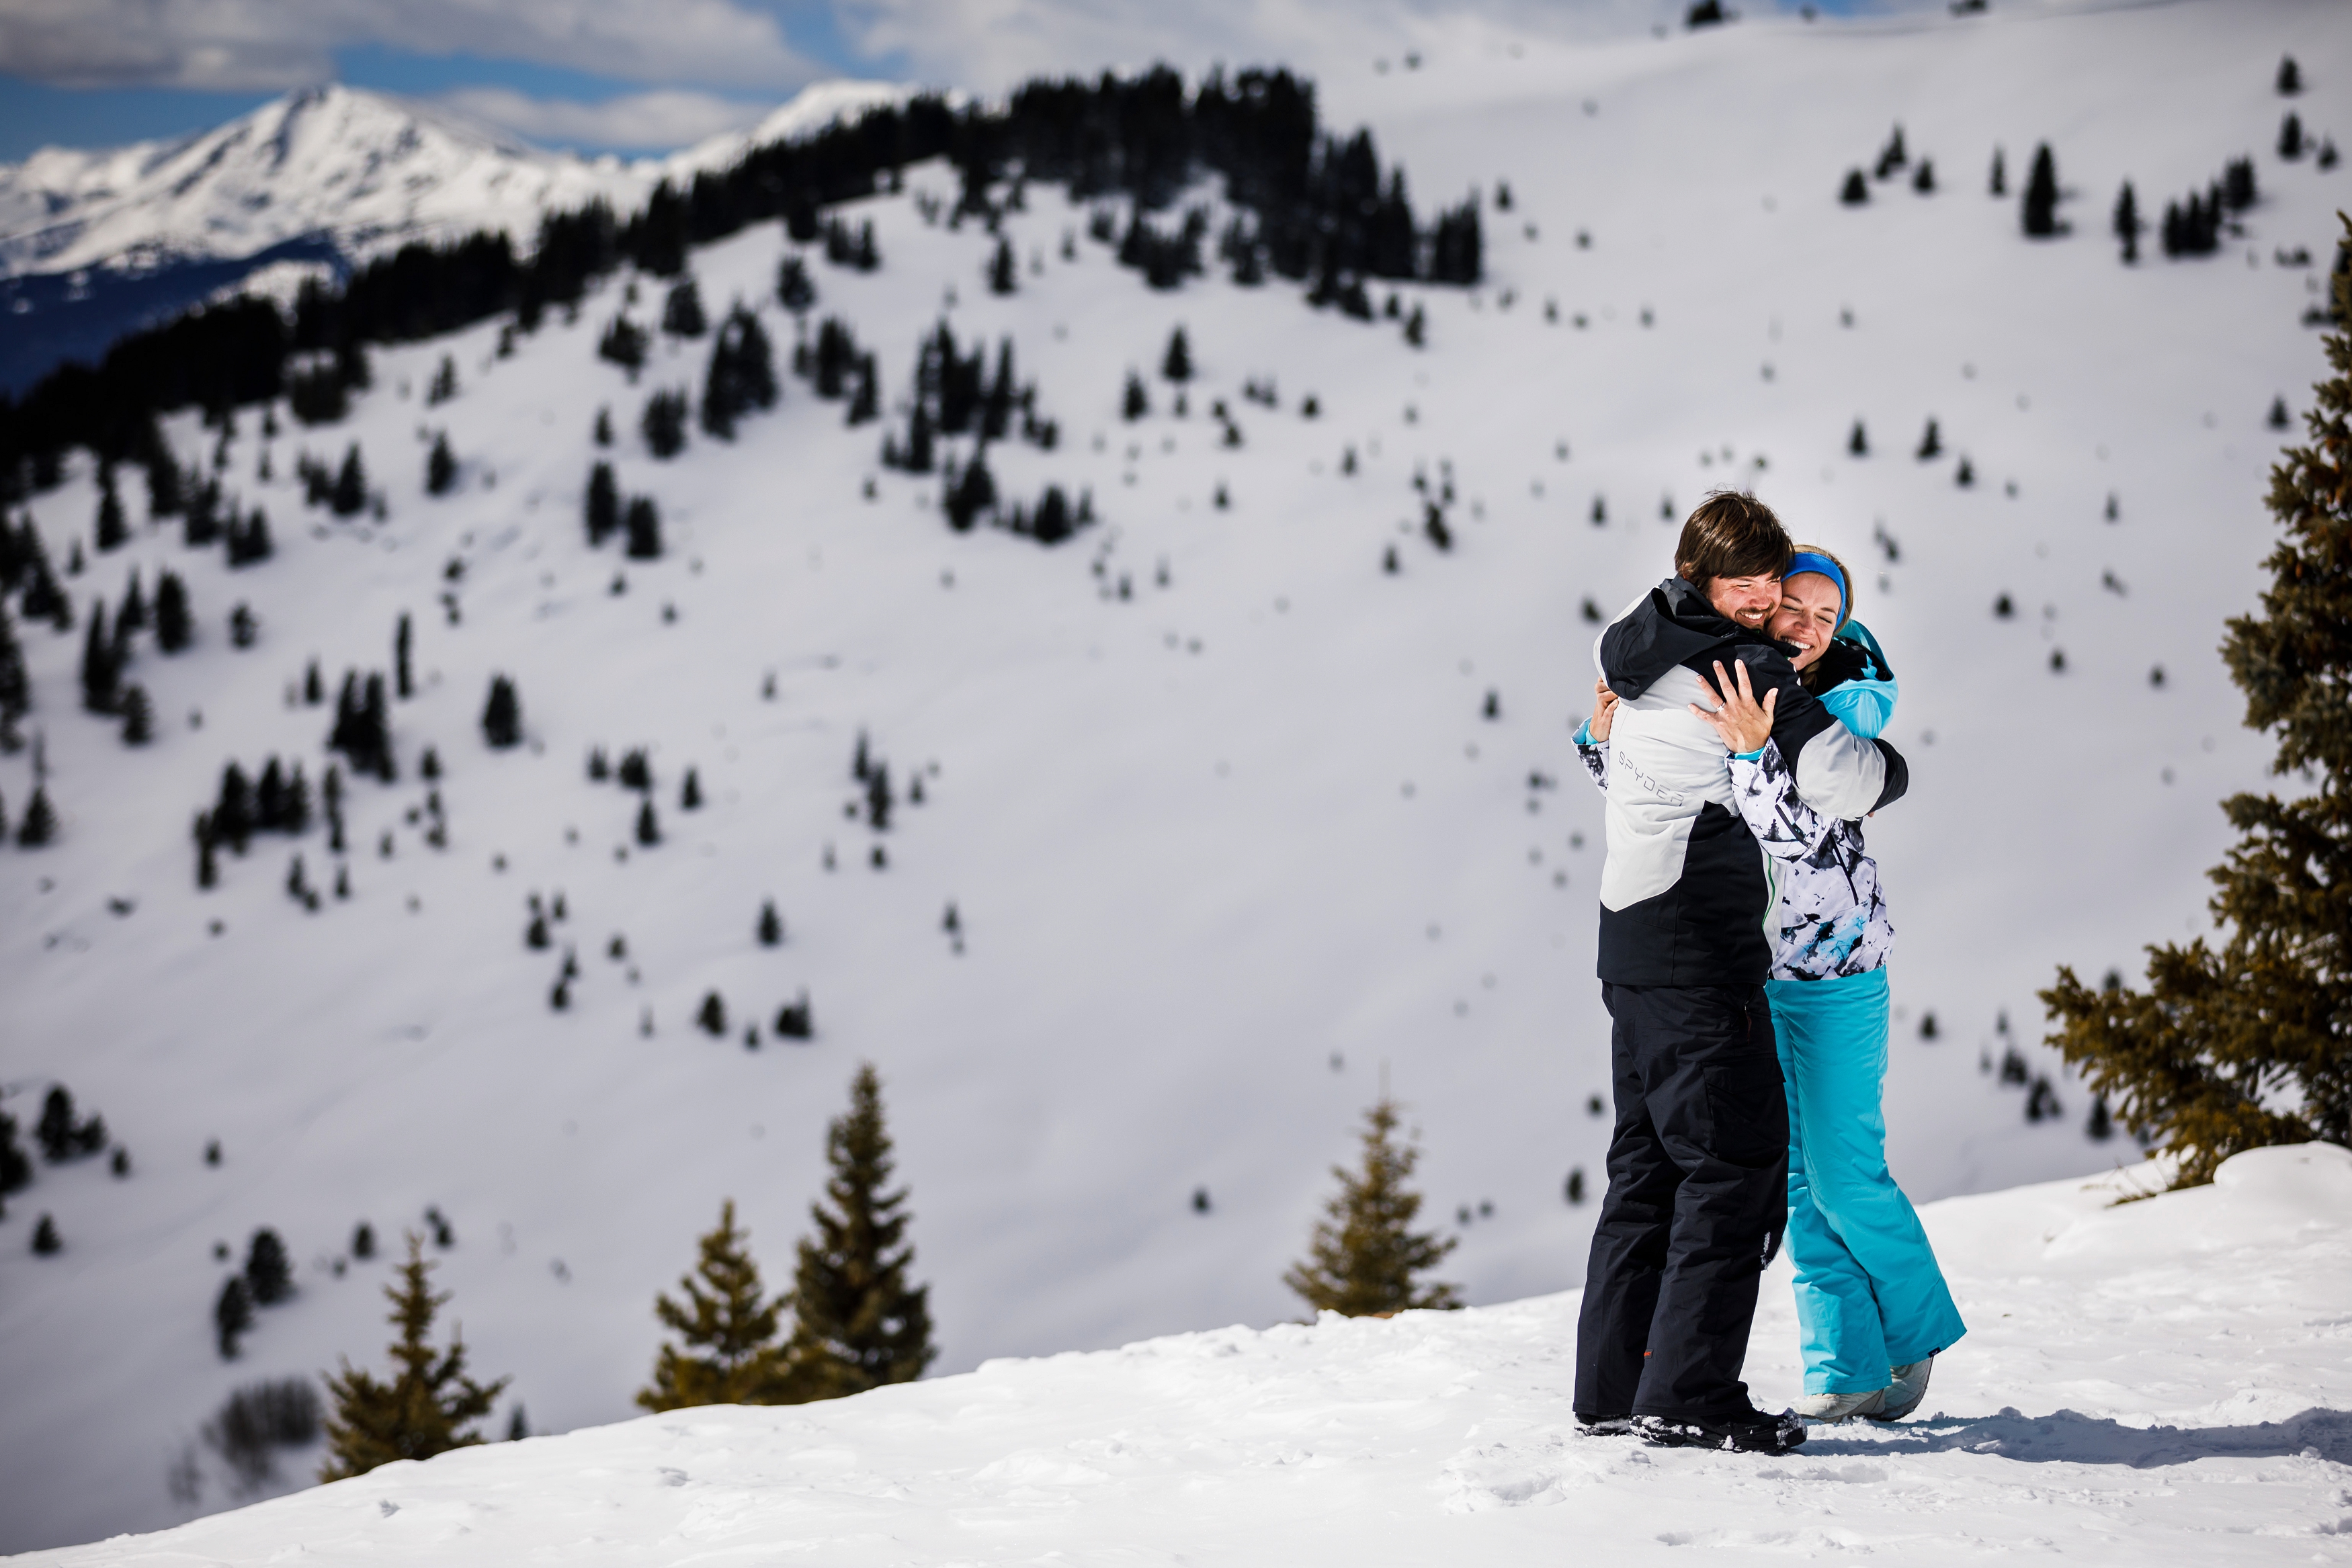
[1705,572,1781,629]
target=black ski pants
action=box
[1574,982,1788,1421]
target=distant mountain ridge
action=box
[0,81,910,393]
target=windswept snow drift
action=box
[15,1144,2352,1566]
[3,0,2349,1553]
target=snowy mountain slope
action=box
[15,1143,2352,1566]
[0,81,910,393]
[3,0,2349,1551]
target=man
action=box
[1573,491,1908,1453]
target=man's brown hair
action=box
[1674,490,1793,593]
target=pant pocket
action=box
[1702,1055,1790,1167]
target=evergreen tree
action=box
[2022,142,2060,237]
[625,495,663,560]
[481,674,521,749]
[215,761,255,851]
[245,1227,294,1305]
[1917,418,1943,460]
[701,306,779,439]
[661,278,708,338]
[2113,181,2142,263]
[1283,1097,1460,1317]
[32,1213,62,1254]
[426,433,457,496]
[2281,112,2305,161]
[330,445,368,517]
[845,355,878,427]
[1839,169,1868,206]
[155,571,192,652]
[119,683,153,745]
[943,448,997,531]
[776,255,816,316]
[0,1109,31,1196]
[395,613,414,699]
[636,797,661,846]
[681,767,702,810]
[17,784,56,846]
[1988,146,2006,197]
[2278,54,2301,95]
[988,236,1017,296]
[147,455,185,519]
[2044,220,2352,1187]
[1161,326,1192,383]
[635,1201,798,1410]
[0,601,28,736]
[95,468,127,552]
[213,1276,255,1355]
[585,462,620,545]
[597,316,648,376]
[1122,369,1149,421]
[698,992,726,1035]
[641,390,689,459]
[593,406,614,447]
[80,601,120,713]
[118,569,147,634]
[784,1064,936,1400]
[758,900,784,946]
[320,1233,507,1479]
[427,354,460,404]
[226,506,274,566]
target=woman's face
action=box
[1768,572,1843,670]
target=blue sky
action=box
[0,0,1880,163]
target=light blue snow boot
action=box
[1866,1357,1934,1422]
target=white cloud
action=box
[0,0,818,91]
[436,86,769,152]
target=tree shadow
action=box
[1802,1406,2352,1467]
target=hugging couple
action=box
[1569,490,1966,1454]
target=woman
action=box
[1577,548,1964,1423]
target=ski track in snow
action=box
[4,0,2351,1551]
[15,1147,2352,1565]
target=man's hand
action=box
[1589,677,1621,742]
[1689,659,1776,754]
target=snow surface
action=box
[15,1143,2352,1566]
[3,0,2349,1551]
[0,81,910,281]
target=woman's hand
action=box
[1589,677,1620,742]
[1689,659,1776,754]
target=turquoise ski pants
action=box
[1768,967,1967,1394]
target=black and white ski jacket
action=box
[1585,577,1907,988]
[1579,736,1894,981]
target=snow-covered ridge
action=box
[0,80,913,284]
[15,1145,2349,1565]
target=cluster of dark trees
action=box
[1,64,1480,498]
[1839,124,1937,206]
[2155,158,2259,259]
[215,1227,295,1358]
[584,462,663,558]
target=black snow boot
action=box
[1575,1412,1636,1437]
[1634,1407,1806,1454]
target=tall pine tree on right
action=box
[782,1063,935,1399]
[2043,216,2352,1187]
[1284,1096,1460,1316]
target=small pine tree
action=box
[634,1201,798,1410]
[245,1227,294,1305]
[155,571,192,652]
[681,767,702,810]
[987,236,1017,296]
[1161,326,1192,383]
[1917,418,1943,460]
[2022,143,2060,237]
[784,1064,935,1400]
[319,1234,507,1479]
[214,1274,253,1357]
[1122,370,1149,421]
[1849,419,1868,456]
[697,991,726,1036]
[119,682,153,745]
[2277,54,2301,95]
[1988,145,2006,197]
[427,355,459,404]
[95,470,128,552]
[331,445,368,517]
[1283,1098,1460,1317]
[2113,180,2142,263]
[1839,169,1868,206]
[426,433,456,496]
[593,406,614,447]
[2042,218,2352,1186]
[636,797,661,846]
[642,390,689,459]
[19,784,58,846]
[81,600,120,713]
[581,461,620,546]
[758,900,784,946]
[481,674,521,749]
[395,613,414,700]
[662,279,708,338]
[625,496,663,560]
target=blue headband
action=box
[1783,552,1847,627]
